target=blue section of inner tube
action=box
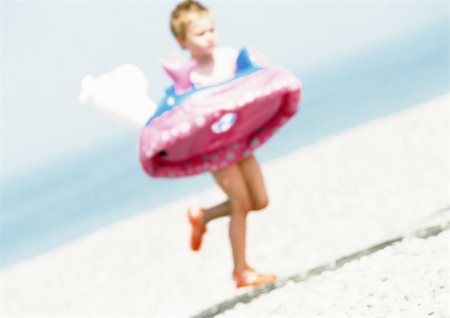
[145,47,264,126]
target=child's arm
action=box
[79,64,156,127]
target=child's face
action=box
[179,13,216,59]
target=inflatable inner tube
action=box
[139,48,302,178]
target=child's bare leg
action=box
[212,165,252,272]
[237,155,269,211]
[202,200,230,225]
[202,154,267,225]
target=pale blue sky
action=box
[1,0,447,179]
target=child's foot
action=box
[187,207,207,252]
[232,268,277,288]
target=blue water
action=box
[1,20,448,269]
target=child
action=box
[170,0,277,288]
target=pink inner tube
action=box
[139,66,302,178]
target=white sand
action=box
[1,94,448,317]
[218,230,450,317]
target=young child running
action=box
[169,0,277,288]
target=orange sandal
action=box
[232,268,277,288]
[187,207,207,252]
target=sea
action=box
[1,19,448,269]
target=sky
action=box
[0,0,447,180]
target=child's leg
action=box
[237,155,269,211]
[202,154,267,225]
[212,164,253,272]
[202,200,230,225]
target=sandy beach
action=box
[214,227,449,317]
[1,94,448,317]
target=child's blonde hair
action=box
[170,0,210,41]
